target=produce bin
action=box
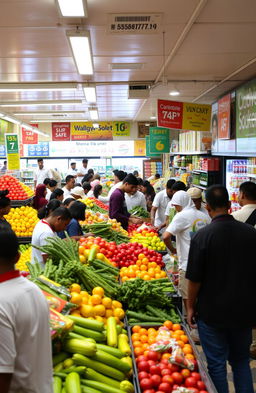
[11,197,33,207]
[128,318,217,393]
[18,237,32,244]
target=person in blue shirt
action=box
[58,200,93,240]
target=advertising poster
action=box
[49,141,134,157]
[22,124,38,144]
[134,140,146,156]
[137,121,157,138]
[211,102,218,153]
[157,100,183,129]
[52,122,71,141]
[149,127,170,154]
[71,122,116,141]
[28,142,49,157]
[5,134,20,170]
[218,94,231,139]
[112,122,130,137]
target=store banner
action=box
[112,122,130,137]
[157,99,211,131]
[146,135,161,158]
[149,127,170,154]
[211,102,218,153]
[134,140,146,156]
[22,124,38,144]
[52,122,71,141]
[217,94,231,139]
[71,122,114,141]
[236,78,256,139]
[28,142,49,157]
[5,133,20,170]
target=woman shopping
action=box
[33,184,48,210]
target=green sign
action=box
[236,78,256,139]
[5,134,19,153]
[149,127,170,154]
[146,136,160,157]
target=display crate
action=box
[18,236,32,244]
[10,197,33,208]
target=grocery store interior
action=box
[0,0,256,392]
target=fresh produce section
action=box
[82,197,109,213]
[15,244,31,271]
[120,254,167,281]
[0,174,34,200]
[6,206,39,237]
[128,206,149,218]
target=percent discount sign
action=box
[157,100,183,129]
[5,133,20,170]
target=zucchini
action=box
[53,362,64,372]
[81,387,101,393]
[118,334,131,356]
[73,326,105,342]
[69,316,104,332]
[106,317,117,347]
[53,352,69,367]
[63,358,74,369]
[53,372,67,378]
[68,332,96,343]
[83,367,121,389]
[62,366,86,374]
[64,339,97,357]
[96,344,123,359]
[81,380,124,393]
[66,372,81,393]
[53,376,62,393]
[92,350,131,374]
[61,388,66,393]
[72,353,125,381]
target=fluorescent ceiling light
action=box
[0,100,83,107]
[169,90,180,96]
[34,119,88,123]
[67,30,93,75]
[89,109,98,120]
[21,123,48,137]
[57,0,87,17]
[14,111,85,116]
[150,116,156,120]
[0,83,77,92]
[0,111,48,136]
[83,87,97,103]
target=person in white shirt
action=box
[44,179,57,201]
[163,191,210,310]
[108,170,127,200]
[125,189,147,212]
[232,181,256,228]
[0,228,53,393]
[77,158,88,184]
[93,184,109,204]
[67,162,78,178]
[151,179,176,232]
[33,158,52,188]
[164,181,187,228]
[62,175,76,200]
[32,206,71,267]
[187,187,209,215]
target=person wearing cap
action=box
[70,186,86,200]
[187,187,209,215]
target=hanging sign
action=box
[71,122,114,140]
[134,140,146,156]
[52,122,71,141]
[28,142,49,157]
[22,124,38,144]
[5,133,20,170]
[149,127,170,154]
[112,122,130,136]
[146,135,160,157]
[157,99,211,131]
[217,94,231,139]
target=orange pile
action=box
[120,253,167,282]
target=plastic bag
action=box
[149,326,176,352]
[169,345,194,370]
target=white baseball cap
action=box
[71,186,86,199]
[187,187,202,199]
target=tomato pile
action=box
[79,237,118,260]
[112,242,164,268]
[0,175,34,200]
[132,322,208,393]
[89,197,109,211]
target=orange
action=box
[136,272,142,278]
[142,343,149,350]
[70,292,82,306]
[131,333,140,341]
[185,353,195,360]
[81,297,88,305]
[134,347,144,357]
[149,262,157,268]
[177,340,185,348]
[148,270,156,278]
[132,325,141,333]
[140,265,147,271]
[180,334,189,343]
[70,283,81,293]
[80,290,88,297]
[184,344,192,350]
[101,297,112,309]
[80,304,94,318]
[138,253,145,260]
[79,255,86,263]
[92,287,104,297]
[164,320,173,330]
[140,334,148,343]
[122,276,129,282]
[132,340,142,348]
[172,323,181,331]
[139,328,148,335]
[91,294,102,305]
[160,271,167,278]
[175,329,184,336]
[142,258,149,264]
[136,260,142,266]
[127,270,136,278]
[183,346,193,355]
[143,274,151,281]
[162,353,171,360]
[78,245,85,254]
[93,304,106,317]
[112,300,122,308]
[105,309,113,318]
[148,328,156,334]
[144,350,149,357]
[113,308,125,320]
[148,336,156,345]
[155,273,162,279]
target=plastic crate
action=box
[10,197,33,207]
[18,237,32,244]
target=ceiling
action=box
[0,0,256,124]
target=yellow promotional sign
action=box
[71,121,130,140]
[182,102,212,132]
[134,140,146,156]
[5,134,20,170]
[7,153,20,170]
[112,122,130,136]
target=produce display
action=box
[0,174,34,200]
[120,253,167,281]
[82,223,129,244]
[129,206,149,218]
[82,197,109,213]
[79,237,118,264]
[15,244,31,271]
[111,243,165,269]
[130,229,166,251]
[6,206,39,237]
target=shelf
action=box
[192,184,207,190]
[172,166,188,170]
[170,151,208,156]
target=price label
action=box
[5,133,20,170]
[108,13,162,34]
[157,100,183,129]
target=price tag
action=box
[157,100,183,129]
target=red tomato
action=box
[138,361,150,372]
[147,360,156,367]
[161,369,172,376]
[143,390,155,393]
[137,355,148,363]
[138,371,149,381]
[181,369,191,378]
[171,372,183,384]
[150,365,162,376]
[147,350,160,361]
[160,359,169,365]
[191,372,201,381]
[162,375,174,385]
[140,378,153,391]
[151,374,162,388]
[168,364,180,373]
[185,377,198,388]
[197,381,206,390]
[199,391,208,393]
[158,382,172,392]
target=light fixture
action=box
[21,123,48,137]
[89,108,98,120]
[0,83,77,92]
[14,111,85,116]
[169,90,180,96]
[57,0,87,17]
[34,119,88,123]
[0,100,83,107]
[66,30,93,75]
[145,123,150,127]
[150,116,156,120]
[83,86,97,103]
[0,110,48,136]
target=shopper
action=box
[109,173,143,230]
[32,206,71,267]
[33,184,48,210]
[90,173,101,190]
[58,200,90,240]
[108,170,127,199]
[93,184,109,203]
[38,199,63,219]
[133,170,139,177]
[0,190,11,229]
[67,162,78,177]
[0,160,7,173]
[151,179,176,232]
[125,187,147,212]
[82,182,92,195]
[0,228,53,393]
[44,179,57,201]
[70,186,86,200]
[164,181,187,226]
[232,181,256,227]
[187,187,208,214]
[62,175,75,200]
[81,172,94,185]
[141,180,156,212]
[63,198,75,208]
[33,158,52,188]
[186,185,256,393]
[77,158,88,184]
[163,190,210,311]
[50,188,64,202]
